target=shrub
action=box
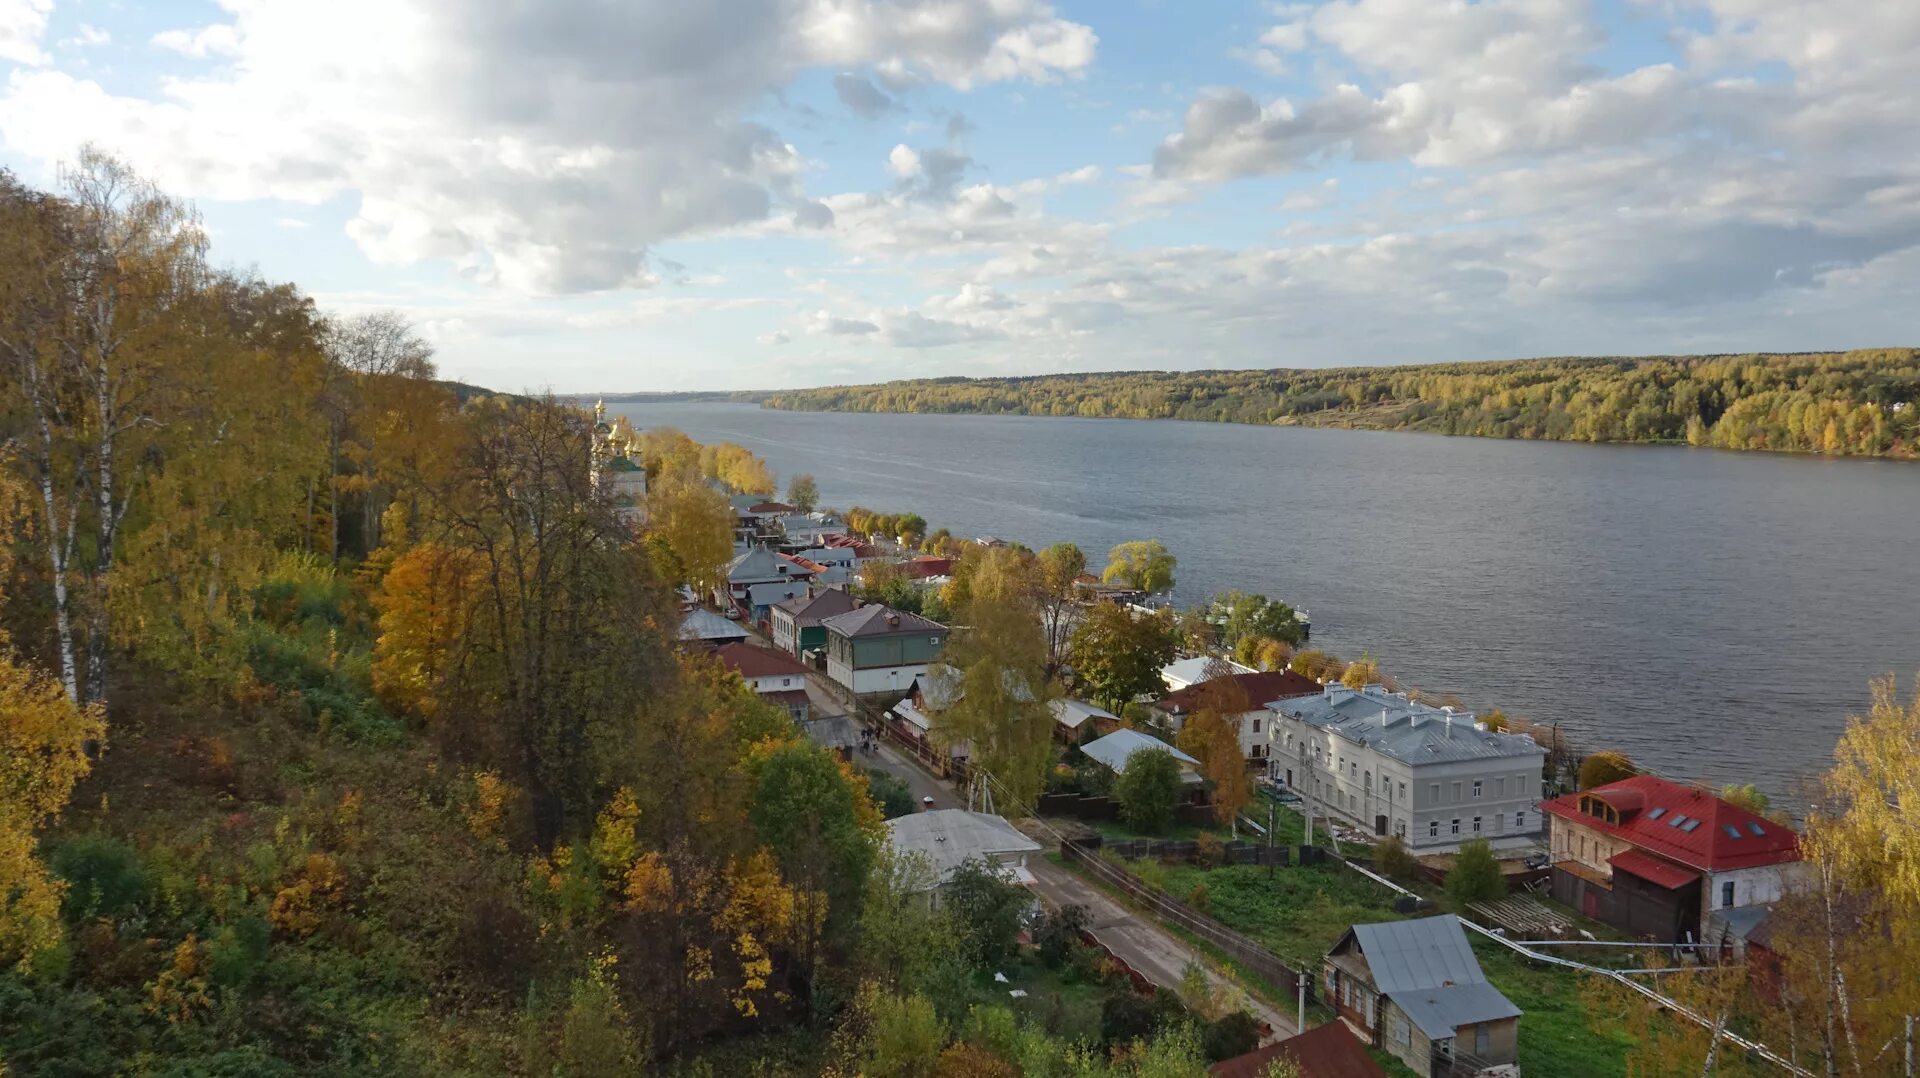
[868,992,946,1078]
[1184,883,1211,913]
[1100,991,1156,1046]
[868,770,917,819]
[1374,836,1417,881]
[50,835,149,921]
[1194,832,1225,869]
[1202,1011,1262,1062]
[1445,839,1505,908]
[206,916,271,989]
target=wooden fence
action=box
[1099,837,1292,868]
[1060,841,1314,1006]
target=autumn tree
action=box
[0,151,208,708]
[1176,677,1254,833]
[0,643,106,969]
[786,473,819,513]
[936,559,1058,812]
[647,470,735,595]
[1035,541,1086,673]
[371,542,481,720]
[1340,653,1380,689]
[1233,634,1293,672]
[1102,539,1176,595]
[1577,750,1637,790]
[1068,604,1179,713]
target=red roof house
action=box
[1150,669,1322,770]
[1540,775,1801,943]
[1210,1021,1388,1078]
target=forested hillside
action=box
[762,351,1920,458]
[0,157,1255,1077]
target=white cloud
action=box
[1,0,1095,294]
[0,0,51,65]
[64,24,110,49]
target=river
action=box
[610,401,1920,797]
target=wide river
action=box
[613,402,1920,797]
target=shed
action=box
[1324,915,1521,1075]
[886,809,1043,899]
[1080,728,1200,780]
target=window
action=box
[1476,1023,1491,1055]
[1451,819,1461,835]
[1497,777,1506,797]
[1473,780,1483,799]
[1722,881,1736,908]
[1364,770,1372,790]
[1396,819,1407,838]
[1251,718,1261,734]
[1473,816,1482,833]
[1452,781,1463,801]
[1399,781,1407,801]
[1429,820,1439,838]
[1515,811,1526,829]
[1430,783,1441,804]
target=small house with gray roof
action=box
[1267,684,1546,852]
[1324,914,1521,1076]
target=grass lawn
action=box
[1475,944,1633,1077]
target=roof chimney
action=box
[886,613,900,627]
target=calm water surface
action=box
[615,402,1920,796]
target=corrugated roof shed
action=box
[1081,728,1199,773]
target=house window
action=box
[1396,819,1407,838]
[1476,1023,1491,1056]
[1496,777,1506,797]
[1473,816,1482,833]
[1429,820,1439,838]
[1473,780,1483,799]
[1252,718,1261,734]
[1515,811,1525,829]
[1399,781,1407,801]
[1452,781,1463,801]
[1451,819,1461,835]
[1429,783,1441,805]
[1722,881,1736,908]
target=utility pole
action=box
[1267,799,1277,881]
[1904,1014,1913,1077]
[1296,970,1307,1034]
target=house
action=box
[886,809,1042,904]
[679,607,749,648]
[711,642,813,721]
[1049,698,1121,743]
[1160,655,1256,693]
[1210,1021,1388,1078]
[721,546,815,620]
[1152,669,1321,767]
[1324,915,1521,1077]
[820,603,948,696]
[779,513,846,548]
[1267,684,1547,851]
[1539,775,1802,944]
[1080,728,1202,782]
[890,664,971,773]
[769,588,861,656]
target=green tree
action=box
[1068,604,1179,713]
[1577,750,1637,790]
[556,961,645,1077]
[1115,747,1183,834]
[1102,540,1176,595]
[786,472,819,513]
[1212,591,1306,648]
[868,770,916,819]
[1036,541,1086,672]
[750,740,879,994]
[943,857,1030,969]
[1719,783,1770,815]
[1445,839,1505,907]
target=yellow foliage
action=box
[463,770,514,847]
[622,852,675,913]
[371,542,479,720]
[0,647,105,970]
[146,934,213,1025]
[717,849,800,1018]
[269,853,347,938]
[590,786,642,881]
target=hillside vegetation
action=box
[762,350,1920,458]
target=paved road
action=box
[862,740,1297,1041]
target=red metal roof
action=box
[1540,775,1800,873]
[1608,848,1698,890]
[1154,670,1323,715]
[711,642,814,680]
[897,556,953,579]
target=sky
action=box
[1,1,1916,394]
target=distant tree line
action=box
[761,350,1920,459]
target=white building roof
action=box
[1160,655,1255,691]
[1080,728,1199,774]
[679,608,747,641]
[1270,684,1546,767]
[886,809,1041,885]
[1049,698,1118,731]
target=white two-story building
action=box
[1267,684,1547,852]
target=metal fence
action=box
[1060,841,1314,1005]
